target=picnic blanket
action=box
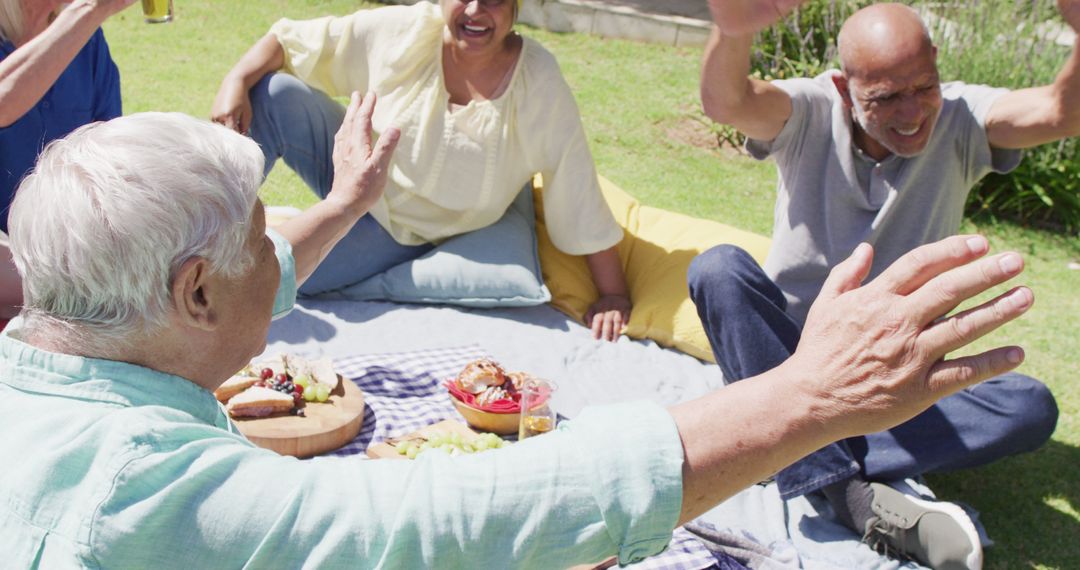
[320,343,732,569]
[265,299,934,569]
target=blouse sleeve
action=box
[269,5,441,99]
[535,60,623,256]
[269,13,369,98]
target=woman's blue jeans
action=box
[688,245,1059,500]
[248,73,433,296]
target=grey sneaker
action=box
[863,483,983,569]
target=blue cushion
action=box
[334,185,551,307]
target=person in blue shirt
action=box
[0,0,133,320]
[0,106,1036,566]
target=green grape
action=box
[315,384,330,402]
[294,375,311,389]
[406,446,419,460]
[303,384,318,402]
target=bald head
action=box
[838,3,933,79]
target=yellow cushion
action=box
[534,175,771,362]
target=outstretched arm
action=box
[0,0,135,127]
[985,0,1080,148]
[673,235,1030,522]
[275,91,399,285]
[700,1,803,140]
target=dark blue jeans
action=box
[688,245,1059,500]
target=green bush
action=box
[739,0,1080,231]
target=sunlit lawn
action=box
[105,2,1078,567]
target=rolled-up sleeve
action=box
[267,228,296,320]
[92,401,685,568]
[269,14,368,98]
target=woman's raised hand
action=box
[783,235,1031,439]
[326,91,401,217]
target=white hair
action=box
[0,0,22,44]
[9,112,264,350]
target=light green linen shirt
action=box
[0,230,684,568]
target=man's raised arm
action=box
[985,0,1080,148]
[700,0,803,141]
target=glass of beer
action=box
[518,378,557,440]
[142,0,173,23]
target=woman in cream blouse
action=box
[212,0,630,341]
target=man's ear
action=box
[172,257,217,332]
[831,73,853,109]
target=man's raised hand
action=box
[708,0,809,36]
[326,91,401,218]
[785,235,1031,439]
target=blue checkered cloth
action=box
[325,345,743,570]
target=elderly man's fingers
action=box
[905,251,1025,326]
[369,127,400,173]
[925,346,1024,396]
[919,286,1033,357]
[816,242,872,303]
[874,235,988,295]
[338,91,362,141]
[357,91,378,151]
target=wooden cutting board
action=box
[366,420,480,460]
[235,376,365,458]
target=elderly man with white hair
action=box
[0,96,1036,567]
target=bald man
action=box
[688,1,1073,567]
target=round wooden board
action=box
[235,376,364,458]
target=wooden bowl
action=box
[450,396,520,435]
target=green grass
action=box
[104,2,1077,567]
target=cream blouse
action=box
[270,3,622,254]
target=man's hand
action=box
[1060,0,1080,32]
[275,91,400,286]
[787,235,1031,439]
[325,91,400,218]
[586,295,631,342]
[707,0,808,36]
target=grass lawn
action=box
[105,1,1077,567]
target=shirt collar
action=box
[0,329,228,427]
